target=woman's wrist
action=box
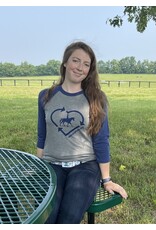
[101,177,112,186]
[36,148,44,158]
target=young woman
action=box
[37,41,128,224]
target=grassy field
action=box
[0,75,156,223]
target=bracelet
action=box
[101,177,112,185]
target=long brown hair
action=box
[44,41,108,135]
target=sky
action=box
[0,3,156,65]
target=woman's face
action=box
[64,49,91,84]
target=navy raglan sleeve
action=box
[37,89,47,149]
[92,114,110,163]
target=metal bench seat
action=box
[87,186,123,224]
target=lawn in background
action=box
[0,75,156,223]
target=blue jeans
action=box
[45,160,101,224]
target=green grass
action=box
[0,87,39,153]
[101,86,156,224]
[0,76,156,223]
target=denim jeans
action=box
[45,160,101,224]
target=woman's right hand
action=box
[36,148,44,158]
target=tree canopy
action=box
[1,57,156,77]
[107,6,156,32]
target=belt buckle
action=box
[62,162,73,167]
[62,161,80,168]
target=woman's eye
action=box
[73,59,78,63]
[85,64,90,67]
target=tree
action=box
[0,63,17,77]
[97,60,105,73]
[110,59,121,73]
[36,64,47,76]
[17,62,37,76]
[119,57,137,73]
[107,6,156,32]
[46,60,60,75]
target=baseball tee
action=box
[37,85,110,163]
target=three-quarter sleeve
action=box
[92,114,110,163]
[37,89,47,149]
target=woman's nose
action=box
[77,62,83,71]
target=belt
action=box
[51,161,83,168]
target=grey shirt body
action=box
[42,86,96,163]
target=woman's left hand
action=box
[103,181,128,199]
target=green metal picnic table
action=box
[0,148,56,224]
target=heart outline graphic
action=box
[50,107,85,137]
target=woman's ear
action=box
[64,63,66,67]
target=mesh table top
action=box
[0,148,56,224]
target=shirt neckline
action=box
[59,85,83,96]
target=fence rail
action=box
[101,80,156,88]
[0,79,55,87]
[0,79,156,88]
